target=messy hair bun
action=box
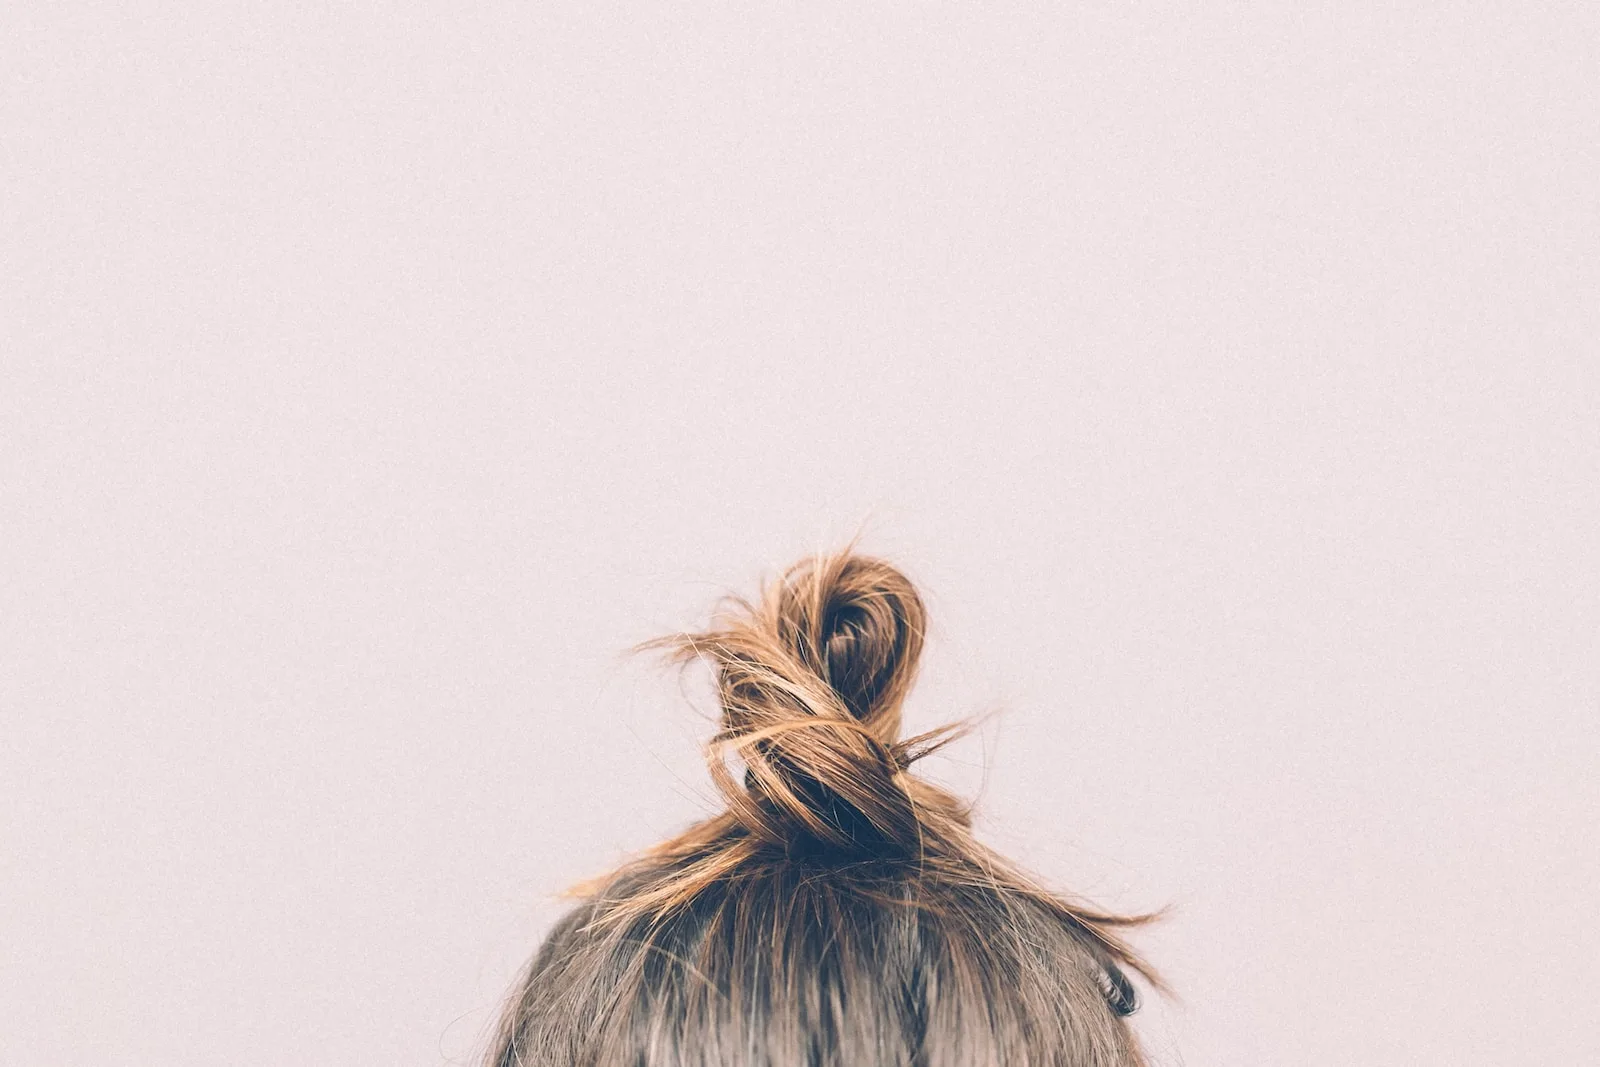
[487,548,1163,1067]
[665,552,965,856]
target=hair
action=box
[486,547,1163,1067]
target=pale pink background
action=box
[4,5,1597,1065]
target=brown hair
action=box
[486,548,1163,1066]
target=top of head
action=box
[484,548,1163,1067]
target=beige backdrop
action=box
[4,4,1597,1065]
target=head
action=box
[488,549,1161,1066]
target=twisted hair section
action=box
[643,552,969,854]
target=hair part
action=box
[487,546,1164,1067]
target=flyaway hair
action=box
[486,548,1164,1067]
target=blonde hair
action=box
[487,548,1163,1066]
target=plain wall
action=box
[4,4,1597,1064]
